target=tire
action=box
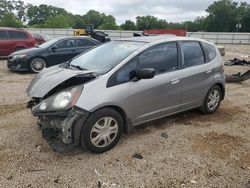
[29,57,46,73]
[200,85,222,114]
[80,108,123,153]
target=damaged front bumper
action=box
[34,107,89,151]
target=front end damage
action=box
[34,107,89,152]
[26,66,97,152]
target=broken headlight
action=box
[32,86,83,114]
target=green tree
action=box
[136,16,168,30]
[0,12,23,27]
[0,0,15,20]
[98,22,118,30]
[27,4,68,26]
[121,20,137,30]
[205,0,238,32]
[35,14,70,28]
[83,10,104,28]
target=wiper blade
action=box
[70,64,88,71]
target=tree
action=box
[98,22,118,30]
[121,20,137,30]
[136,16,168,30]
[0,0,15,20]
[205,0,238,32]
[83,10,104,28]
[0,12,23,27]
[27,4,68,26]
[34,14,70,28]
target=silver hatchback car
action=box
[27,36,225,153]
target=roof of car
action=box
[115,35,178,43]
[115,35,207,44]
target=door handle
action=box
[171,77,180,84]
[206,68,213,74]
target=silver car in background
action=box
[27,36,225,153]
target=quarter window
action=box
[181,41,205,68]
[139,42,178,74]
[0,31,8,39]
[202,42,217,62]
[9,31,28,39]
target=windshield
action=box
[38,38,59,48]
[70,41,145,75]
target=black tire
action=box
[29,57,46,73]
[200,85,222,114]
[80,108,123,153]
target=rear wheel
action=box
[29,57,46,73]
[80,108,123,153]
[200,85,222,114]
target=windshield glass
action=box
[70,41,145,75]
[38,38,59,48]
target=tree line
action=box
[0,0,250,32]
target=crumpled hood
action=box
[27,65,94,98]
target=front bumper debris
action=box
[35,107,89,152]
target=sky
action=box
[22,0,250,24]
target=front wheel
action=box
[80,108,123,153]
[200,85,222,114]
[29,58,46,73]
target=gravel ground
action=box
[0,45,249,188]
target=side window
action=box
[9,31,28,39]
[55,39,76,49]
[76,39,96,47]
[107,58,137,87]
[0,31,8,39]
[138,42,178,74]
[181,41,205,68]
[202,42,217,62]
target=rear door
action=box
[0,30,11,56]
[179,41,214,109]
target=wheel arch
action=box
[92,105,131,133]
[214,82,225,100]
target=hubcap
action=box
[207,89,220,111]
[31,58,45,72]
[90,117,118,148]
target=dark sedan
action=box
[7,36,101,73]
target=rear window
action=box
[181,41,205,68]
[0,30,8,39]
[9,31,28,40]
[76,39,96,47]
[202,42,217,62]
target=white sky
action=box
[22,0,250,24]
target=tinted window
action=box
[55,39,76,49]
[139,43,178,74]
[107,59,137,87]
[76,39,96,47]
[0,31,8,39]
[202,42,217,62]
[9,31,28,39]
[181,42,205,68]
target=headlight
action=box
[12,54,27,60]
[33,86,83,114]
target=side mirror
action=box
[50,46,57,51]
[136,68,155,80]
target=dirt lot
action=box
[0,45,249,188]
